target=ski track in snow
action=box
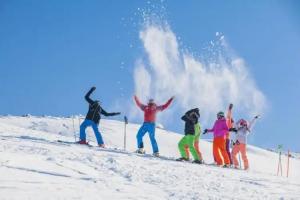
[0,116,299,200]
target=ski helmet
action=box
[217,111,225,119]
[148,98,155,104]
[239,119,248,127]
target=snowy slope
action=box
[0,116,299,200]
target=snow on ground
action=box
[0,116,299,200]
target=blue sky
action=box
[0,1,299,151]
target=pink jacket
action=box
[207,118,229,138]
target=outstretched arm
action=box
[134,95,146,111]
[248,115,259,131]
[101,108,121,117]
[85,87,96,105]
[226,103,233,128]
[157,96,174,111]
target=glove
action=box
[254,115,260,119]
[229,128,237,132]
[203,129,208,134]
[91,86,96,92]
[229,103,233,110]
[236,140,240,145]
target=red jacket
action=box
[134,96,173,123]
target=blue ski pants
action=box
[80,119,104,145]
[136,122,158,153]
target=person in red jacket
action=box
[134,95,174,156]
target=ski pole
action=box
[287,150,290,178]
[277,145,283,176]
[124,116,128,150]
[238,153,242,169]
[277,151,282,176]
[72,115,76,142]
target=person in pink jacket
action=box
[204,111,230,167]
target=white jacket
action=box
[234,118,257,144]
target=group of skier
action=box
[79,86,259,170]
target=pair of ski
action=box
[56,140,242,170]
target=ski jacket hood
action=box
[181,108,200,135]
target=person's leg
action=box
[194,140,203,160]
[90,121,104,145]
[226,139,232,164]
[148,123,159,153]
[240,144,249,170]
[136,123,148,149]
[231,144,240,168]
[213,138,223,165]
[184,145,190,160]
[219,138,230,165]
[186,135,199,161]
[80,120,90,142]
[178,136,189,159]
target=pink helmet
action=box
[238,119,248,127]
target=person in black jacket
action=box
[79,87,121,147]
[176,108,202,164]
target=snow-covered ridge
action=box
[0,115,299,200]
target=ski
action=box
[56,140,243,170]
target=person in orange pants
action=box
[204,111,230,167]
[230,116,259,170]
[231,142,248,169]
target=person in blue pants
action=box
[79,87,121,147]
[134,95,174,156]
[136,122,157,153]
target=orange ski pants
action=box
[184,140,203,160]
[213,137,230,165]
[231,143,249,170]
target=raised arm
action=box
[100,107,121,117]
[226,103,233,128]
[248,115,259,131]
[134,95,146,111]
[157,96,174,111]
[85,87,96,105]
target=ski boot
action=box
[192,159,204,164]
[223,164,230,168]
[136,148,145,154]
[99,144,105,148]
[153,152,160,157]
[176,157,189,162]
[77,140,89,145]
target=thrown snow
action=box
[0,116,299,200]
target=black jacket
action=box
[84,89,119,124]
[181,108,200,135]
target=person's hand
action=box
[229,128,237,132]
[171,96,175,100]
[229,103,233,110]
[91,86,96,91]
[203,129,208,134]
[254,115,260,119]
